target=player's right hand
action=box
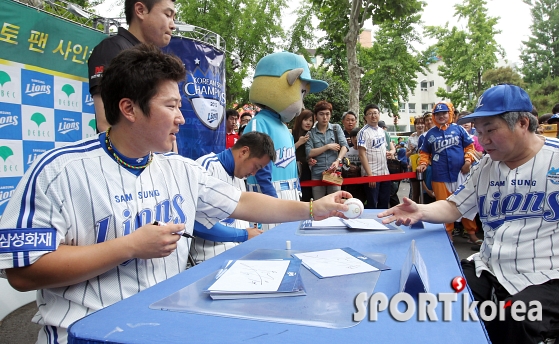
[129,223,184,259]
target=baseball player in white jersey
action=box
[191,132,274,263]
[379,84,559,344]
[357,104,395,209]
[0,44,350,344]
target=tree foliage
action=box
[526,77,559,115]
[309,0,424,116]
[359,14,429,118]
[303,66,350,125]
[519,0,559,84]
[283,1,318,61]
[425,0,503,110]
[482,67,526,88]
[175,0,287,108]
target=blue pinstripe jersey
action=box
[0,134,241,332]
[449,138,559,294]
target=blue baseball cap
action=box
[253,51,328,93]
[433,103,450,114]
[457,84,533,124]
[548,113,559,124]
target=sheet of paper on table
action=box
[309,218,390,230]
[208,260,289,292]
[293,248,382,278]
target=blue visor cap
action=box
[253,52,328,94]
[548,114,559,124]
[433,103,450,114]
[457,84,533,124]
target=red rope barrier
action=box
[299,172,416,187]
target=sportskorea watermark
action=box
[353,277,542,322]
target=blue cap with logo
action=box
[548,114,559,124]
[253,51,328,93]
[433,103,450,114]
[457,84,533,124]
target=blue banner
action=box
[163,37,226,160]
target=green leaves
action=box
[175,0,288,107]
[519,0,559,85]
[359,14,427,117]
[425,0,503,110]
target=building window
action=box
[399,102,406,112]
[408,103,416,113]
[420,81,428,91]
[422,103,430,112]
[429,80,434,87]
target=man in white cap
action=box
[379,84,559,344]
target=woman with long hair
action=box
[406,116,425,203]
[292,110,316,201]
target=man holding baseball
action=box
[379,84,559,344]
[0,44,350,344]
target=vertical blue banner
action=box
[163,37,226,160]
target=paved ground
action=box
[0,180,481,343]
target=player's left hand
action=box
[312,191,351,220]
[377,197,421,226]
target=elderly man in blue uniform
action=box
[379,84,559,344]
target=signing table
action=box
[68,210,489,343]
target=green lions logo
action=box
[61,84,75,97]
[0,146,14,162]
[31,112,47,127]
[0,71,11,87]
[88,119,96,132]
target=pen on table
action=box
[153,221,194,239]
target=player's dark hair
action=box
[363,104,379,115]
[125,0,176,25]
[552,103,559,115]
[292,109,314,140]
[226,109,239,120]
[101,44,185,125]
[233,132,276,162]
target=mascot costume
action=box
[245,52,328,230]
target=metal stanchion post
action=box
[416,170,424,204]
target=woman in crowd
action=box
[406,116,425,203]
[306,100,349,198]
[292,110,316,201]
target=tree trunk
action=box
[345,0,363,122]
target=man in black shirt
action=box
[88,0,176,132]
[341,110,357,147]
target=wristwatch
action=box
[337,158,342,163]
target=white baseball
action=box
[343,198,364,219]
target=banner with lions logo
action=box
[164,37,226,160]
[0,0,105,217]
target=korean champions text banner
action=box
[164,36,226,160]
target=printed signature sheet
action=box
[207,260,289,292]
[294,248,378,278]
